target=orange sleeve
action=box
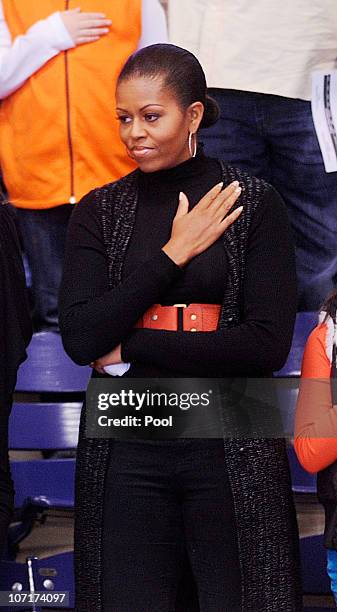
[294,323,337,473]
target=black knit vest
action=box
[74,163,302,611]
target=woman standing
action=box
[0,199,32,557]
[295,288,337,601]
[59,44,301,611]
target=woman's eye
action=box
[116,116,132,124]
[145,114,159,122]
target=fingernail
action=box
[179,191,184,200]
[236,206,243,213]
[232,180,239,187]
[217,182,224,190]
[235,187,242,195]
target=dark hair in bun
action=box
[200,94,220,129]
[118,43,220,131]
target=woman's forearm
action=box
[59,194,182,365]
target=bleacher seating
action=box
[0,331,88,610]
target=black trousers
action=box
[102,439,241,612]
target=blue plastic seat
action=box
[10,458,76,509]
[15,331,91,393]
[9,402,81,450]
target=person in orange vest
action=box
[0,1,167,330]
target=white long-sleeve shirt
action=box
[0,0,167,99]
[168,0,337,101]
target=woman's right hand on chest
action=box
[162,181,243,267]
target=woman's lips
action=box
[130,147,154,159]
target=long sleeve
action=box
[58,191,183,366]
[122,186,297,376]
[0,2,74,99]
[294,323,337,474]
[138,0,168,49]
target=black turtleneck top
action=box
[59,151,297,376]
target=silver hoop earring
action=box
[188,131,197,158]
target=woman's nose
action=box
[129,118,146,139]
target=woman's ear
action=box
[188,101,204,133]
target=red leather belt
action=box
[135,303,221,332]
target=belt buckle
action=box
[173,304,187,331]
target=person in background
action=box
[168,0,337,311]
[0,0,167,331]
[0,197,32,558]
[295,287,337,601]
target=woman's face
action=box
[116,75,202,172]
